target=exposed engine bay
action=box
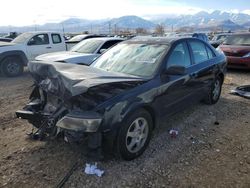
[16,61,143,159]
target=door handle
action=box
[46,47,52,49]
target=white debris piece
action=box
[84,163,104,177]
[169,129,179,138]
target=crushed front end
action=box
[16,61,143,159]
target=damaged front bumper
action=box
[16,109,102,133]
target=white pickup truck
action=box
[0,31,66,77]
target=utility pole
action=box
[62,23,65,34]
[33,20,37,31]
[114,24,117,35]
[109,22,111,35]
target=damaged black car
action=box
[16,37,227,160]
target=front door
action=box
[155,41,195,117]
[26,33,52,60]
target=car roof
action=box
[229,33,250,36]
[85,37,124,41]
[216,33,231,36]
[126,37,193,45]
[25,31,62,34]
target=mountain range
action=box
[1,10,250,33]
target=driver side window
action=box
[167,42,191,68]
[28,34,49,45]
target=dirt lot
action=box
[0,70,250,188]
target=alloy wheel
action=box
[126,117,149,153]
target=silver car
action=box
[35,37,124,65]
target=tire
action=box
[203,76,222,105]
[1,56,24,77]
[116,109,153,160]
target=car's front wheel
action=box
[204,76,222,105]
[1,56,24,77]
[116,109,153,160]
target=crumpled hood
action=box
[36,51,98,65]
[0,41,16,47]
[29,61,144,99]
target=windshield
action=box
[212,35,227,41]
[91,43,168,77]
[12,33,33,44]
[68,35,87,42]
[224,35,250,46]
[70,39,103,53]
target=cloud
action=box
[242,10,250,15]
[0,0,204,26]
[0,0,249,26]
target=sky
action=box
[1,0,250,26]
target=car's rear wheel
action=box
[204,76,222,105]
[1,56,24,77]
[116,109,153,160]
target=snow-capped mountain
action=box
[0,10,249,33]
[160,10,250,29]
[108,16,156,29]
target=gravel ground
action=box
[0,69,249,188]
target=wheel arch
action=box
[0,50,28,66]
[120,103,157,130]
[218,73,224,83]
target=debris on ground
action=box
[169,129,179,138]
[84,163,104,177]
[56,162,78,188]
[214,121,220,125]
[230,85,250,99]
[189,136,205,144]
[1,72,250,187]
[224,77,233,85]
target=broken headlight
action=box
[56,111,102,132]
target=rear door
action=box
[50,33,66,52]
[187,39,217,98]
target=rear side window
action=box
[189,41,209,64]
[52,34,62,44]
[206,46,215,59]
[98,40,122,53]
[167,42,191,68]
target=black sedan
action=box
[0,37,12,42]
[16,37,227,160]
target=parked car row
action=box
[166,32,250,70]
[0,32,66,76]
[210,33,232,48]
[218,33,250,69]
[36,37,124,65]
[0,31,122,76]
[1,30,250,77]
[16,37,227,160]
[65,34,107,50]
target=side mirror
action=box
[99,49,107,54]
[165,65,186,75]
